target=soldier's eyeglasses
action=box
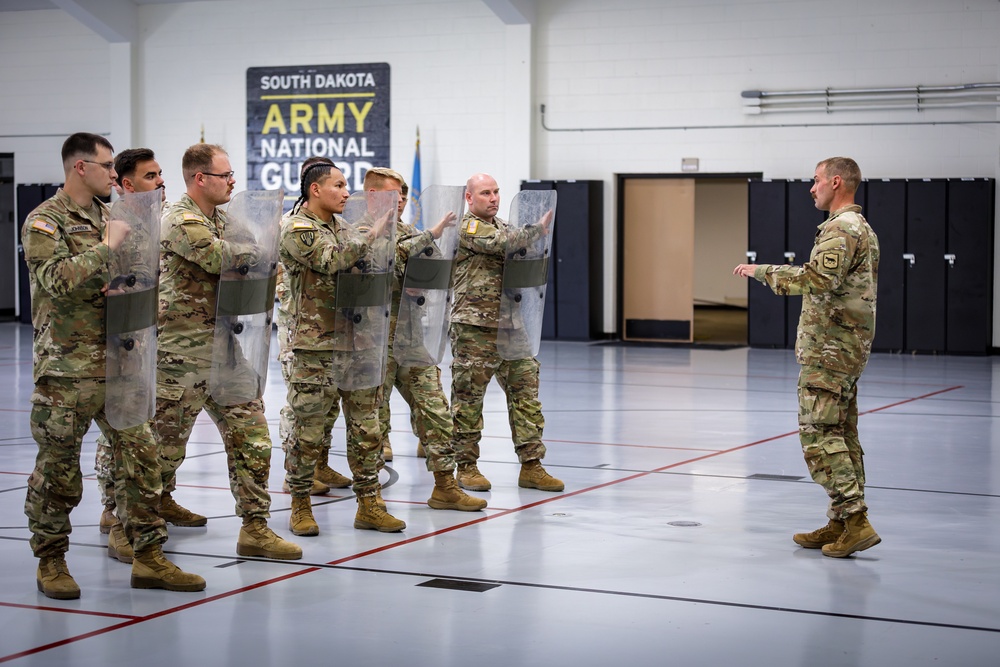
[202,171,235,181]
[81,160,115,172]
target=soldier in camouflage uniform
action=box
[276,157,352,496]
[450,173,564,493]
[94,148,167,564]
[366,168,486,512]
[153,143,301,560]
[733,156,881,558]
[280,159,404,534]
[22,133,204,599]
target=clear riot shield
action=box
[106,190,162,429]
[331,190,397,390]
[393,184,464,367]
[497,189,557,361]
[209,189,284,406]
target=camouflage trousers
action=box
[379,351,456,473]
[284,349,381,498]
[278,335,341,467]
[449,322,546,465]
[154,352,272,520]
[25,376,166,557]
[94,433,116,509]
[797,364,867,520]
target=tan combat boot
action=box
[315,462,352,489]
[518,460,565,492]
[37,555,80,600]
[822,513,881,558]
[99,506,116,535]
[416,442,426,458]
[131,545,206,591]
[457,463,491,491]
[283,478,331,496]
[107,521,134,563]
[354,494,405,532]
[382,439,393,462]
[159,493,208,527]
[237,518,303,560]
[375,487,387,509]
[793,519,845,549]
[289,495,319,536]
[428,471,488,511]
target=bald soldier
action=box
[449,173,563,493]
[733,156,881,558]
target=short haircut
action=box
[114,147,156,186]
[61,132,113,171]
[363,166,404,191]
[818,157,861,192]
[401,182,409,196]
[182,143,226,185]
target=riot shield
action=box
[331,190,397,390]
[209,189,284,406]
[497,189,557,360]
[393,184,464,367]
[106,189,161,429]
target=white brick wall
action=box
[2,0,999,340]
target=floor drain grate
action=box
[417,578,499,593]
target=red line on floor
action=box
[0,384,962,663]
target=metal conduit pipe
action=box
[742,82,1000,114]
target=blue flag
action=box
[411,127,422,228]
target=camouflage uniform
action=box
[450,211,548,465]
[753,204,879,520]
[21,188,167,557]
[377,221,457,472]
[279,206,383,498]
[154,193,273,520]
[275,260,341,463]
[95,199,169,513]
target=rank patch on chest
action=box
[821,252,840,270]
[30,219,57,235]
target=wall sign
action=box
[247,63,390,199]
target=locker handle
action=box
[944,253,956,268]
[903,253,915,267]
[746,251,757,262]
[783,252,795,262]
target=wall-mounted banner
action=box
[247,63,390,202]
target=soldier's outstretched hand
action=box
[429,211,457,239]
[539,209,554,235]
[733,263,758,278]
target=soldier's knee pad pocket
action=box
[820,440,850,456]
[30,383,78,443]
[290,355,328,384]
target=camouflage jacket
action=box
[21,188,111,381]
[278,206,370,351]
[157,193,257,362]
[754,204,880,376]
[451,212,546,328]
[390,220,435,343]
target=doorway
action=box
[616,173,759,346]
[0,154,14,320]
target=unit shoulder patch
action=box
[821,251,841,270]
[299,231,315,247]
[30,218,57,236]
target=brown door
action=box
[621,178,694,341]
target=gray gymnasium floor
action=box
[0,321,998,666]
